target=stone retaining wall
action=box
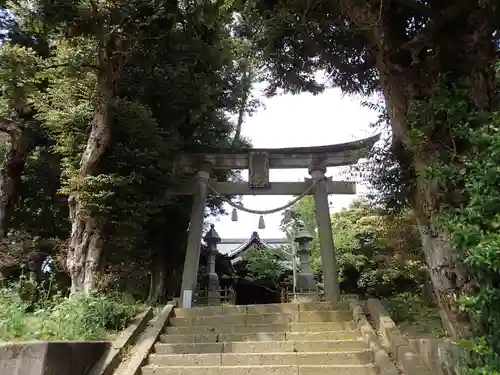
[409,338,462,375]
[365,298,465,375]
[0,341,110,375]
[365,298,433,375]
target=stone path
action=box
[139,301,382,375]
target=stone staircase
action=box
[140,301,382,375]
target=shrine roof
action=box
[216,232,291,266]
[217,232,286,255]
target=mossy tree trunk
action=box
[345,0,498,337]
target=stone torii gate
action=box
[174,134,379,307]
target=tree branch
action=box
[44,63,98,70]
[350,53,376,74]
[392,0,436,18]
[399,0,476,51]
[0,118,22,137]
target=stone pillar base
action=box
[294,272,319,302]
[296,273,317,291]
[207,273,220,305]
[292,292,318,303]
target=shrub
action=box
[382,292,445,337]
[0,286,142,341]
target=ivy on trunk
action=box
[254,0,499,338]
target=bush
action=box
[382,292,445,337]
[244,246,290,287]
[0,285,142,341]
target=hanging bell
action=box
[231,208,238,222]
[258,215,265,229]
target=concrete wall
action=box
[409,338,462,375]
[365,298,464,375]
[365,298,433,375]
[0,341,110,375]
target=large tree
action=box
[0,0,252,296]
[0,7,50,239]
[253,0,499,336]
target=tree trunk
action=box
[148,261,166,305]
[377,65,480,337]
[367,0,497,338]
[232,60,251,147]
[66,76,113,295]
[415,208,469,337]
[147,248,167,305]
[0,127,32,238]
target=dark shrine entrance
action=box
[234,278,281,305]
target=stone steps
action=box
[138,302,382,375]
[169,311,353,327]
[141,364,379,375]
[154,339,369,354]
[172,302,350,318]
[165,321,358,335]
[148,350,374,366]
[158,330,361,343]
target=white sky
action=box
[210,86,378,240]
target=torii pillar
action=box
[180,162,211,308]
[309,158,341,302]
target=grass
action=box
[0,284,144,342]
[382,292,447,338]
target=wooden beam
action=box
[168,180,356,196]
[178,134,380,171]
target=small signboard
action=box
[182,290,192,308]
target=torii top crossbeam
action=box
[178,134,379,171]
[172,134,379,196]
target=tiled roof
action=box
[220,231,290,258]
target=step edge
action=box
[161,330,359,336]
[167,322,355,328]
[174,303,350,312]
[143,364,376,369]
[156,339,365,345]
[149,349,373,357]
[172,310,352,318]
[164,324,357,332]
[166,322,356,326]
[159,331,361,341]
[158,337,363,344]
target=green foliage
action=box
[279,196,321,275]
[333,201,424,296]
[283,197,424,297]
[13,147,69,237]
[0,0,259,298]
[0,281,142,341]
[382,292,445,337]
[253,0,379,96]
[0,137,7,163]
[244,246,290,287]
[0,43,42,113]
[408,84,500,373]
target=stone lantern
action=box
[294,223,318,301]
[204,224,221,305]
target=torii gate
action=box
[173,134,379,307]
